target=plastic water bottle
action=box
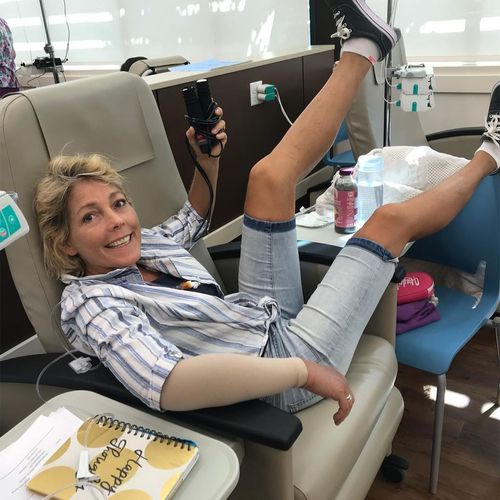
[334,167,357,234]
[357,150,384,224]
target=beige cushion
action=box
[293,334,398,500]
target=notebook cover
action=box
[27,416,199,499]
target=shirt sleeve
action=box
[73,298,183,411]
[150,200,208,249]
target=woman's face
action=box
[63,179,141,276]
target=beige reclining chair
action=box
[0,72,404,500]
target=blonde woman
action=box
[35,0,500,423]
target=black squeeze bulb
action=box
[182,85,204,120]
[182,85,210,153]
[195,79,213,119]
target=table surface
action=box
[0,391,240,500]
[296,211,412,255]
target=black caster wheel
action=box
[381,454,409,483]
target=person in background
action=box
[0,17,20,98]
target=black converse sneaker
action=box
[481,81,500,174]
[482,81,500,147]
[326,0,399,61]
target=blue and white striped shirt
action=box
[60,201,279,410]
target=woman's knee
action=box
[370,203,405,227]
[357,203,408,242]
[248,156,290,193]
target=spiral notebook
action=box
[26,415,199,499]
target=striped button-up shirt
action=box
[61,201,279,410]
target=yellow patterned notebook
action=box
[27,415,199,499]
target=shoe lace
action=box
[485,114,500,146]
[330,13,351,42]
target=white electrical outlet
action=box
[249,80,262,106]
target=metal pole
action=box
[430,374,446,494]
[383,0,393,147]
[38,0,60,84]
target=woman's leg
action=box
[244,52,371,222]
[239,53,373,317]
[356,151,497,257]
[285,94,499,377]
[238,1,398,314]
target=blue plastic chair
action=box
[323,121,356,168]
[396,173,500,493]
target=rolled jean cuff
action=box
[243,214,296,233]
[346,237,397,262]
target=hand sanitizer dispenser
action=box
[0,191,29,251]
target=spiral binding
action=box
[93,415,196,451]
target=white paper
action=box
[296,211,332,228]
[0,407,83,499]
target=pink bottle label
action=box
[334,189,357,228]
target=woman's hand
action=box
[186,106,227,162]
[302,360,355,425]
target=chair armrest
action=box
[426,127,482,159]
[425,127,483,142]
[0,354,302,450]
[209,241,344,296]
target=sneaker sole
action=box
[350,0,398,46]
[488,80,500,116]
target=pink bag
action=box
[397,272,435,305]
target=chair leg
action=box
[494,317,500,406]
[429,374,446,494]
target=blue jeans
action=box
[239,215,398,413]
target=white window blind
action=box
[372,0,500,64]
[3,0,310,68]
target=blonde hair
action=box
[34,154,129,278]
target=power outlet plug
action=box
[249,80,262,106]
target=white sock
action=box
[341,38,381,65]
[477,140,500,170]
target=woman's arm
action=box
[161,354,354,425]
[186,106,227,219]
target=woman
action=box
[35,0,500,425]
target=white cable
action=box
[15,0,33,64]
[50,300,103,372]
[40,480,106,500]
[35,349,78,403]
[390,0,399,27]
[84,413,115,448]
[275,88,293,126]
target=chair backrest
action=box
[345,30,428,156]
[128,56,189,76]
[406,174,500,308]
[323,121,356,167]
[0,72,223,352]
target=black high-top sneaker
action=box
[326,0,399,61]
[481,81,500,175]
[482,82,500,148]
